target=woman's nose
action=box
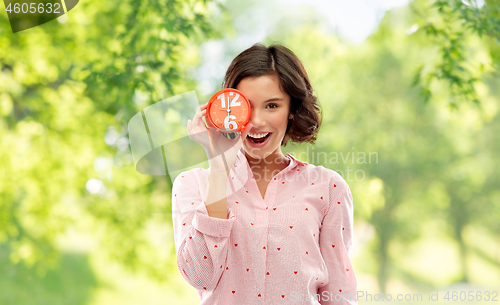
[250,109,265,127]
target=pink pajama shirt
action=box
[172,149,357,304]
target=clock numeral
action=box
[218,93,226,108]
[230,94,241,107]
[217,92,241,108]
[224,115,238,130]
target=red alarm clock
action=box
[206,89,251,139]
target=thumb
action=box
[241,122,254,139]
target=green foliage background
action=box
[0,0,499,304]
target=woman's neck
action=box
[243,149,290,177]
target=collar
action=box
[284,151,307,167]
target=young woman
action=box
[172,44,357,304]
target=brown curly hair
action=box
[223,43,322,146]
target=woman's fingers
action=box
[191,108,209,132]
[193,103,208,121]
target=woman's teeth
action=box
[248,132,270,138]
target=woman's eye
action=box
[266,103,278,109]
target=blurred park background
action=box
[1,0,500,304]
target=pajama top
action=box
[172,148,357,304]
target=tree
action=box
[0,0,218,290]
[411,0,500,108]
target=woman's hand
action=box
[187,102,253,173]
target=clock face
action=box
[207,89,251,132]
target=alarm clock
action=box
[206,89,251,140]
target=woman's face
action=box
[236,75,291,162]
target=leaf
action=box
[411,64,425,87]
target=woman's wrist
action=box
[208,167,230,176]
[207,155,233,175]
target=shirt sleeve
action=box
[171,171,236,292]
[318,180,357,304]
